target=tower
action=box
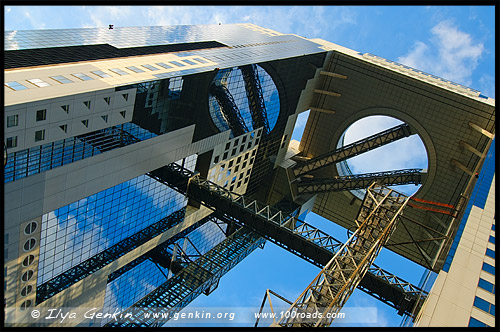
[4,24,495,327]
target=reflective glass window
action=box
[478,278,495,294]
[72,73,94,81]
[468,317,489,327]
[142,64,159,71]
[50,75,73,84]
[6,136,17,149]
[35,130,45,142]
[169,61,185,67]
[126,66,145,73]
[27,78,51,87]
[7,114,19,128]
[156,62,172,69]
[5,81,28,91]
[193,57,208,64]
[485,248,495,259]
[182,59,196,65]
[91,70,112,78]
[473,296,495,315]
[488,236,495,244]
[36,109,47,121]
[109,68,129,76]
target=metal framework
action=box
[36,208,203,304]
[276,183,410,327]
[240,64,271,134]
[105,226,265,327]
[292,123,413,177]
[296,168,425,195]
[209,83,248,136]
[152,163,427,317]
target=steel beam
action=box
[240,64,271,134]
[276,184,410,327]
[105,226,265,327]
[151,163,427,317]
[209,83,248,136]
[296,168,425,195]
[293,123,413,177]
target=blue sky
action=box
[5,5,495,327]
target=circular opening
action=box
[22,255,35,267]
[337,115,428,199]
[20,300,32,311]
[20,285,33,297]
[208,65,280,137]
[21,270,34,282]
[24,221,38,235]
[23,238,37,252]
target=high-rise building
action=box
[4,24,495,327]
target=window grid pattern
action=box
[473,296,495,316]
[4,123,156,183]
[37,155,196,285]
[101,217,226,325]
[443,138,495,272]
[208,65,280,137]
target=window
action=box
[20,285,33,297]
[468,317,489,327]
[59,124,68,133]
[492,224,495,231]
[22,255,35,267]
[23,239,36,251]
[488,236,495,244]
[485,248,495,259]
[104,97,111,105]
[6,136,17,148]
[123,66,144,73]
[182,59,197,65]
[156,62,173,69]
[5,81,28,91]
[142,64,159,71]
[483,262,495,275]
[50,75,73,84]
[20,300,32,311]
[170,61,185,67]
[24,221,37,235]
[119,111,126,118]
[35,130,45,142]
[91,70,112,78]
[81,120,89,128]
[61,105,70,113]
[214,156,219,163]
[473,296,495,315]
[72,73,94,81]
[478,278,495,294]
[110,68,129,76]
[27,78,51,87]
[122,93,129,101]
[36,109,47,121]
[193,57,208,64]
[101,115,108,123]
[83,101,91,109]
[7,114,19,128]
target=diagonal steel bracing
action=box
[276,184,410,327]
[296,168,425,195]
[240,64,271,134]
[293,123,413,177]
[105,226,264,327]
[209,82,248,136]
[151,163,427,317]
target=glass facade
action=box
[208,65,280,137]
[442,138,495,272]
[4,123,156,183]
[37,155,197,285]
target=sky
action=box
[4,5,495,327]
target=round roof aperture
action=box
[337,115,428,199]
[208,64,280,138]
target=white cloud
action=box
[398,20,484,86]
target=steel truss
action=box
[151,163,427,317]
[293,123,413,177]
[276,184,410,327]
[296,168,424,195]
[105,226,265,327]
[36,208,199,304]
[209,82,248,136]
[240,64,271,134]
